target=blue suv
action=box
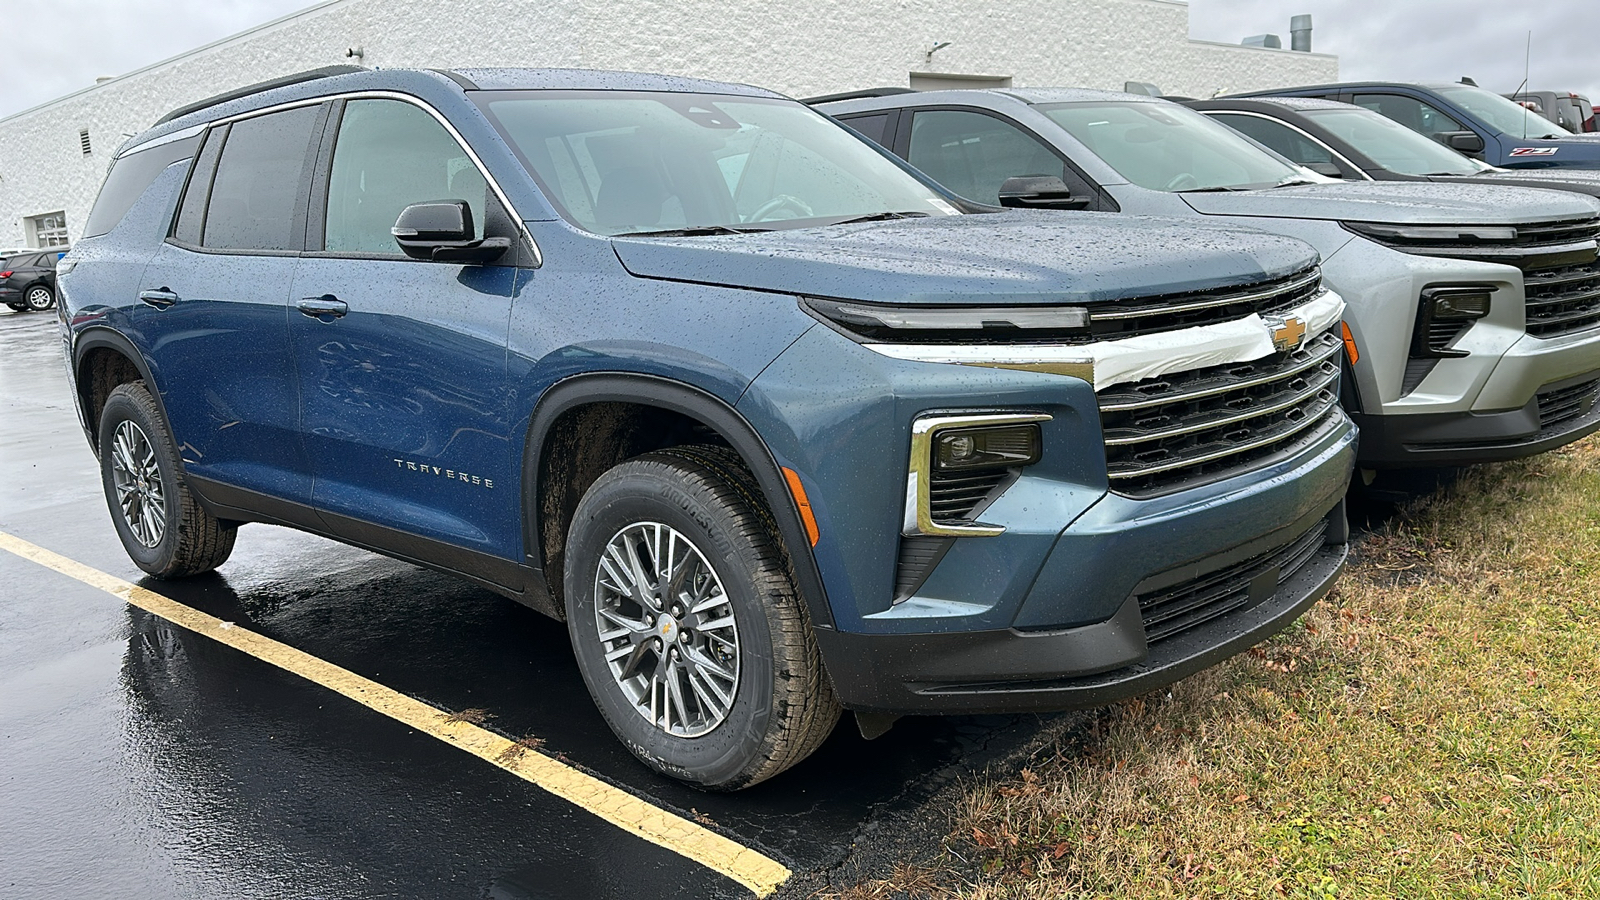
[60,67,1355,788]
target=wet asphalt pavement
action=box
[0,307,1076,899]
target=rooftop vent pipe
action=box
[1290,14,1313,52]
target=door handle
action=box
[296,295,348,320]
[138,288,179,309]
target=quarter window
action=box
[201,105,322,251]
[323,99,488,255]
[907,109,1065,205]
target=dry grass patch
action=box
[922,436,1600,899]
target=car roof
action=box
[1233,81,1470,97]
[130,66,784,156]
[998,87,1163,105]
[1199,96,1352,113]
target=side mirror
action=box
[1432,131,1485,155]
[997,175,1091,210]
[392,200,510,263]
[1304,161,1345,178]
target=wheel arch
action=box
[73,327,170,454]
[523,372,835,630]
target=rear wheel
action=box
[24,284,54,311]
[98,382,236,577]
[564,446,839,790]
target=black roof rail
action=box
[803,87,917,106]
[154,65,368,125]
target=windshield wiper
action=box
[827,211,933,225]
[1176,186,1246,193]
[611,225,771,238]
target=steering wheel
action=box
[747,194,814,222]
[1162,172,1200,192]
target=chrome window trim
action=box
[195,90,542,266]
[1203,110,1372,182]
[903,412,1051,537]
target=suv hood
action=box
[611,212,1316,305]
[1439,168,1600,198]
[1180,181,1600,224]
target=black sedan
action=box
[1186,95,1600,200]
[1,249,65,312]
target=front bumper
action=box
[815,421,1355,715]
[1353,369,1600,466]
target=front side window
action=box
[1302,106,1488,176]
[906,109,1066,205]
[324,99,488,254]
[1209,113,1337,168]
[1351,93,1467,139]
[1040,101,1303,192]
[202,105,321,251]
[474,91,958,236]
[1433,84,1571,139]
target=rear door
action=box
[135,102,327,517]
[288,96,522,573]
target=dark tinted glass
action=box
[82,136,201,238]
[907,109,1064,204]
[1351,94,1464,137]
[840,113,890,146]
[173,125,225,246]
[203,106,321,251]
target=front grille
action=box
[1522,262,1600,337]
[1097,331,1344,495]
[1351,216,1600,261]
[1081,267,1322,343]
[1138,518,1330,644]
[1537,377,1600,429]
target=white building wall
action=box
[0,0,1336,249]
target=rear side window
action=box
[839,113,891,147]
[200,105,323,251]
[82,135,201,239]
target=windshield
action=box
[1434,84,1572,139]
[1303,106,1491,176]
[1039,101,1304,192]
[474,91,960,236]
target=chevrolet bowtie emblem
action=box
[1268,315,1307,353]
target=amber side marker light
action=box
[1341,321,1360,365]
[781,467,820,546]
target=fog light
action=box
[1431,289,1492,320]
[933,424,1042,471]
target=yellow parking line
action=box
[0,531,791,897]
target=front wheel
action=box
[98,382,236,577]
[564,446,839,790]
[24,284,54,311]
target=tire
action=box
[564,445,840,790]
[98,382,236,578]
[23,284,54,311]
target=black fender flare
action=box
[71,326,172,453]
[521,372,836,630]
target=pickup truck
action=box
[1232,81,1600,170]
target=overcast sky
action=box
[3,0,1596,119]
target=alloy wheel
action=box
[592,521,740,737]
[110,419,167,548]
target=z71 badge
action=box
[1509,147,1559,157]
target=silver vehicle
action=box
[814,88,1600,468]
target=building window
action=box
[29,212,70,247]
[79,128,92,155]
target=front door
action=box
[289,97,522,568]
